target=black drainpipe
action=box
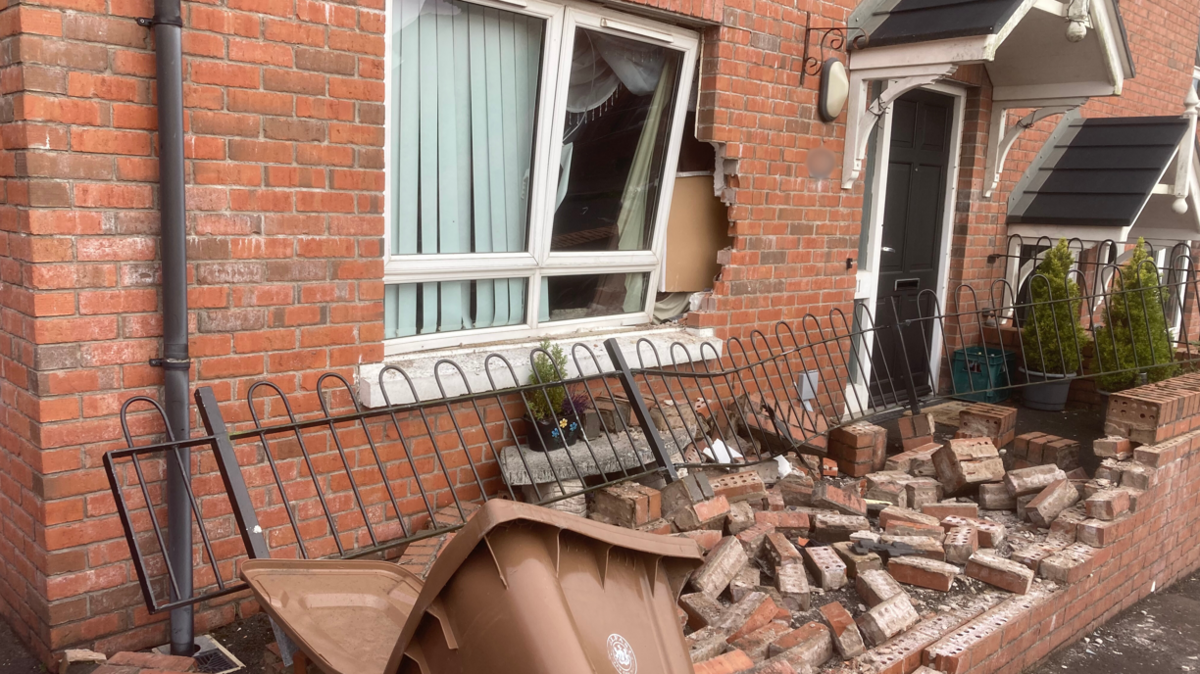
[141,0,192,657]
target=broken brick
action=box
[713,471,769,505]
[856,568,907,606]
[754,509,811,538]
[888,556,959,591]
[688,626,733,663]
[691,535,749,598]
[1043,437,1082,471]
[680,592,727,630]
[857,593,921,646]
[932,437,1005,494]
[879,534,946,561]
[943,526,978,565]
[768,621,834,669]
[736,522,776,557]
[811,513,871,542]
[884,520,945,540]
[694,649,755,674]
[879,506,941,531]
[1120,463,1156,490]
[720,592,782,644]
[727,501,757,536]
[831,540,883,578]
[1004,464,1067,497]
[885,444,940,477]
[938,515,1005,548]
[775,561,812,611]
[1085,488,1131,521]
[591,482,662,527]
[865,481,906,507]
[978,482,1017,510]
[812,482,867,516]
[731,566,762,602]
[732,621,793,661]
[1008,539,1067,572]
[1026,479,1080,528]
[1049,503,1088,542]
[965,551,1034,594]
[921,502,977,520]
[764,532,804,568]
[819,601,866,658]
[662,472,715,515]
[898,412,936,440]
[904,478,943,510]
[636,518,672,535]
[803,545,848,590]
[1077,515,1134,548]
[1093,435,1133,460]
[675,495,732,532]
[678,529,724,552]
[959,403,1018,448]
[1039,542,1099,583]
[777,474,814,507]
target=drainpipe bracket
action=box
[150,358,192,371]
[136,16,183,27]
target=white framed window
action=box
[383,0,699,354]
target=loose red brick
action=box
[964,551,1034,594]
[888,556,959,592]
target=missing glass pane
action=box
[541,272,649,321]
[551,29,683,253]
[385,279,528,338]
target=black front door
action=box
[871,89,953,404]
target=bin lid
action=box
[386,498,704,674]
[241,560,423,674]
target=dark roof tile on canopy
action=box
[860,0,1025,48]
[1007,117,1190,229]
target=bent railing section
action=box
[105,255,1200,613]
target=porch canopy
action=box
[842,0,1135,190]
[1007,96,1200,244]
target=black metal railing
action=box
[105,244,1200,614]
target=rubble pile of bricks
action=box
[579,391,1199,674]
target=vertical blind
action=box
[388,0,544,338]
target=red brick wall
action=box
[0,0,387,660]
[688,0,862,340]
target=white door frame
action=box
[847,81,966,411]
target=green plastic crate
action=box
[950,347,1016,403]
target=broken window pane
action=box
[541,273,650,321]
[551,29,683,253]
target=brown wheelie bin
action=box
[241,499,704,674]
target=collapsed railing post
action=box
[195,387,270,560]
[604,338,678,483]
[891,320,924,416]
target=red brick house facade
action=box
[0,0,1199,663]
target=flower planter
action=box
[1020,367,1074,412]
[526,416,583,452]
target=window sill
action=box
[357,325,723,408]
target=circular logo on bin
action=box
[607,633,637,674]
